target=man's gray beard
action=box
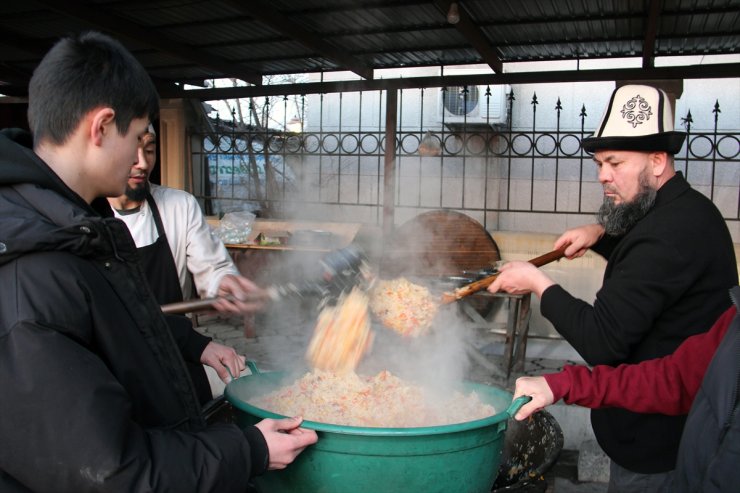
[125,182,150,202]
[597,179,657,236]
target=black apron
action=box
[138,193,212,405]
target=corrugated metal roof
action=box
[0,0,737,98]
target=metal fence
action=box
[189,85,739,233]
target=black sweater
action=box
[541,172,737,473]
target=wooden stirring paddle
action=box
[440,247,567,304]
[306,286,374,373]
[367,248,565,339]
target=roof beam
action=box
[223,0,374,80]
[32,0,262,85]
[434,0,503,73]
[643,0,661,68]
[163,63,740,100]
[0,28,55,90]
[0,29,53,58]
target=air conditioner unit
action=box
[437,84,509,127]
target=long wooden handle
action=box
[160,291,274,315]
[161,296,237,315]
[440,247,567,304]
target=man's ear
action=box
[89,107,116,146]
[649,151,669,177]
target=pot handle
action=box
[505,395,532,419]
[246,360,262,375]
[223,360,262,382]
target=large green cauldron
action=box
[225,363,529,493]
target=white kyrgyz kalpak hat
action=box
[582,84,686,154]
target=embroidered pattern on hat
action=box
[620,95,653,128]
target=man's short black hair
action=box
[27,31,159,146]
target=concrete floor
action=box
[193,301,609,493]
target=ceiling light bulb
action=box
[447,2,460,24]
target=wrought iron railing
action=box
[189,86,739,232]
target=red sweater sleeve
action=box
[544,306,736,415]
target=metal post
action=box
[383,88,398,237]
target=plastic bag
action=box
[212,211,256,244]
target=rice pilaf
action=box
[251,369,496,428]
[369,278,438,337]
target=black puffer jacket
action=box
[664,286,740,493]
[0,129,267,492]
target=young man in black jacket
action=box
[488,84,737,491]
[0,31,316,492]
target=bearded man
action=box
[488,84,737,492]
[107,127,264,404]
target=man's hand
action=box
[554,223,605,259]
[512,376,555,421]
[487,261,556,299]
[200,341,246,383]
[255,417,319,470]
[213,274,268,315]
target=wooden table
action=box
[224,219,362,337]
